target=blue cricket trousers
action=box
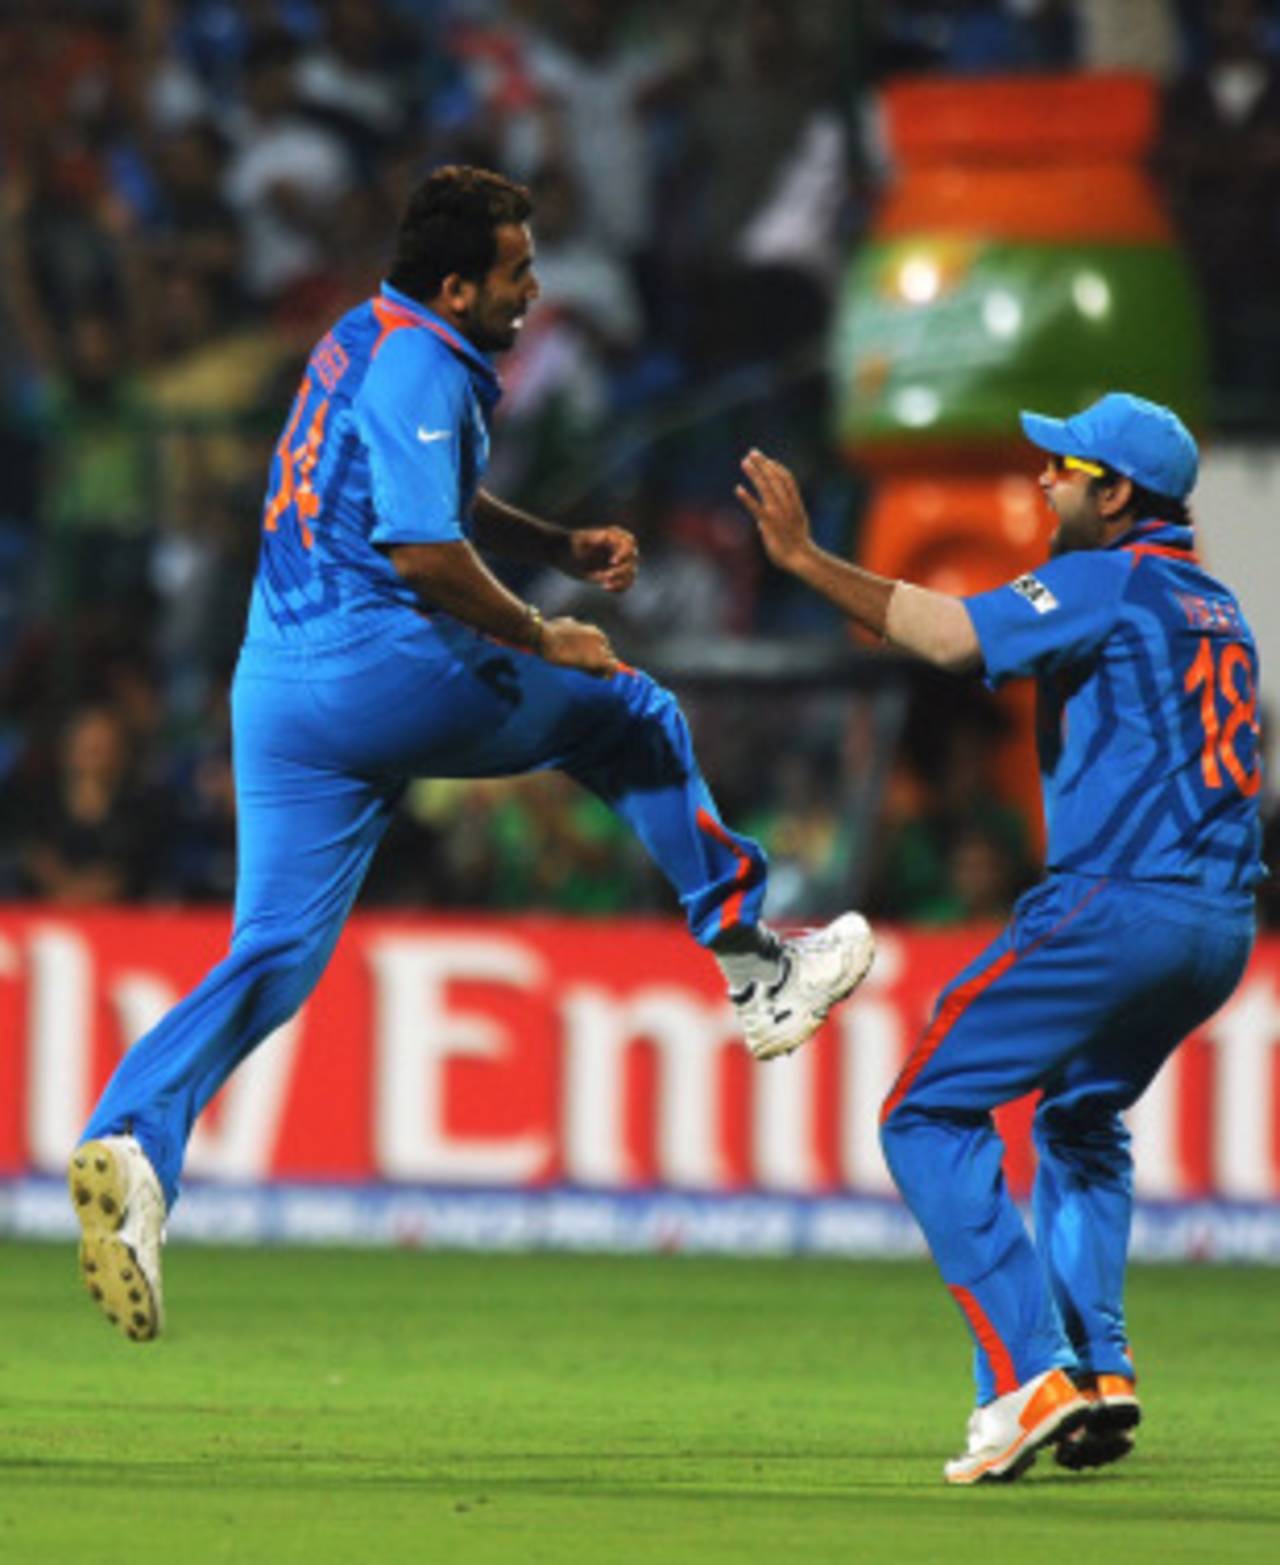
[879,871,1253,1405]
[82,621,767,1206]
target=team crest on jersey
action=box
[1010,573,1059,614]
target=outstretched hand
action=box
[735,450,814,573]
[563,526,639,593]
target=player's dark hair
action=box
[1090,469,1193,528]
[387,166,533,304]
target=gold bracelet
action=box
[525,603,545,653]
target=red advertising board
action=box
[3,906,1278,1207]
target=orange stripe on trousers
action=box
[880,949,1017,1123]
[949,1284,1019,1397]
[880,877,1110,1125]
[695,808,753,932]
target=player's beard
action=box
[461,299,524,354]
[1049,510,1104,557]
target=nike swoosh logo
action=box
[417,427,451,443]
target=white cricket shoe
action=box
[68,1135,166,1342]
[944,1368,1090,1485]
[733,912,875,1061]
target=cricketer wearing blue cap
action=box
[737,391,1263,1485]
[68,167,875,1346]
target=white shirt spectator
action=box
[295,50,405,141]
[527,40,667,255]
[224,118,353,298]
[533,237,643,346]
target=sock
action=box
[710,926,784,995]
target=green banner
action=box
[833,238,1206,455]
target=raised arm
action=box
[736,450,982,674]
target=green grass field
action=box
[3,1244,1279,1564]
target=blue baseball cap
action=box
[1020,392,1198,501]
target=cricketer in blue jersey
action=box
[738,391,1263,1485]
[68,167,874,1343]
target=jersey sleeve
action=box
[356,330,469,547]
[963,554,1128,687]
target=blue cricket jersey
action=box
[965,521,1264,900]
[244,282,501,655]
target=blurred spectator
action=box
[528,480,749,643]
[150,466,262,719]
[0,131,125,346]
[430,4,544,174]
[483,162,645,506]
[482,299,610,508]
[163,689,237,902]
[14,704,168,905]
[167,0,321,113]
[523,0,690,310]
[0,6,141,317]
[868,703,1035,925]
[0,0,1273,921]
[745,749,857,920]
[223,29,355,301]
[29,308,155,631]
[1076,0,1179,76]
[94,649,169,785]
[127,257,289,715]
[482,772,646,915]
[1155,0,1280,419]
[371,771,654,916]
[137,119,244,325]
[684,0,852,371]
[522,162,644,351]
[865,0,1075,75]
[294,0,421,172]
[167,738,238,901]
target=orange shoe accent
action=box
[1018,1368,1083,1432]
[945,1369,1090,1485]
[1093,1373,1141,1434]
[1055,1373,1139,1471]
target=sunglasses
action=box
[1048,454,1107,479]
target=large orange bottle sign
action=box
[833,75,1207,838]
[835,74,1205,469]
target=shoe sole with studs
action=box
[1055,1400,1140,1471]
[69,1141,161,1343]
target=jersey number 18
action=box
[1184,636,1261,798]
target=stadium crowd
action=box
[1,0,1278,924]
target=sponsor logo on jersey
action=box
[417,427,452,443]
[1010,573,1059,614]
